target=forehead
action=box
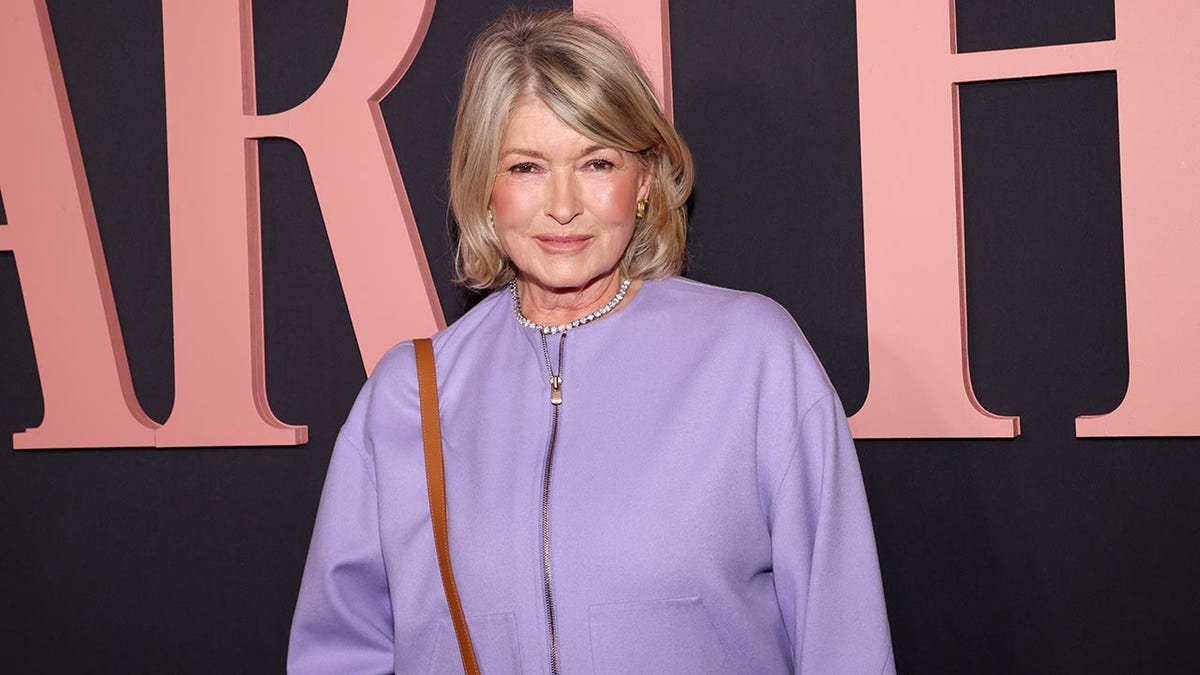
[500,96,599,152]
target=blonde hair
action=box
[449,9,695,290]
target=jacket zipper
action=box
[540,331,566,675]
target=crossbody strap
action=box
[414,337,480,675]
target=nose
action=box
[546,168,581,225]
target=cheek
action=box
[596,178,641,221]
[488,184,527,256]
[489,182,513,217]
[490,178,537,221]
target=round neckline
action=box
[511,278,634,335]
[511,277,653,337]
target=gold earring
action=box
[635,199,648,220]
[487,208,494,228]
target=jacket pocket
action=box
[588,596,730,674]
[427,611,523,674]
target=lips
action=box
[534,234,592,252]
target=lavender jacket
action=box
[288,277,894,674]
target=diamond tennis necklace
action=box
[509,278,632,335]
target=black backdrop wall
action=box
[2,1,1198,673]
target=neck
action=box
[516,274,627,326]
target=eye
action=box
[585,158,615,171]
[507,162,540,174]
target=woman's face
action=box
[489,96,651,297]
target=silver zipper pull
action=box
[549,375,563,405]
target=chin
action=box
[524,267,616,294]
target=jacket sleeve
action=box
[288,429,394,674]
[770,393,895,674]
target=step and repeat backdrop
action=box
[2,0,1198,672]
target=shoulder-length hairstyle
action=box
[449,9,695,290]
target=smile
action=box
[534,234,593,252]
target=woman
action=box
[289,9,893,674]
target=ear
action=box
[636,155,655,201]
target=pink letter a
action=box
[0,1,158,449]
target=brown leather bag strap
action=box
[414,338,480,675]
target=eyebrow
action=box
[499,148,546,160]
[498,144,617,160]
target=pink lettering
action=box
[1075,3,1200,437]
[574,0,674,119]
[156,0,441,446]
[8,0,1194,447]
[850,0,1200,438]
[0,1,158,449]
